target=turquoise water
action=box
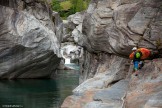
[0,69,79,108]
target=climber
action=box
[129,47,143,76]
[129,47,160,76]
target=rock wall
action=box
[78,0,162,81]
[62,0,162,108]
[0,0,63,79]
[80,0,162,56]
[62,54,130,108]
[125,58,162,108]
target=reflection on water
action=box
[0,69,79,108]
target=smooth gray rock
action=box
[144,92,162,108]
[128,7,158,35]
[62,0,162,108]
[84,101,115,108]
[73,56,129,96]
[67,12,84,30]
[93,80,128,103]
[61,0,162,108]
[81,0,162,57]
[0,1,62,79]
[62,12,84,45]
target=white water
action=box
[65,58,71,64]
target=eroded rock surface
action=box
[126,59,162,108]
[62,0,162,108]
[0,0,62,79]
[62,55,130,108]
[80,0,162,56]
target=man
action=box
[129,47,160,76]
[129,47,142,76]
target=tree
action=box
[69,0,85,13]
[76,0,84,12]
[69,0,77,13]
[51,0,62,12]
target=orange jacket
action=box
[129,48,151,60]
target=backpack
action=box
[137,48,151,59]
[129,48,151,60]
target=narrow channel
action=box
[0,64,79,108]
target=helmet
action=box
[132,47,137,51]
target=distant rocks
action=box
[61,12,84,64]
[61,45,83,60]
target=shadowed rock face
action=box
[0,0,62,79]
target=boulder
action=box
[0,0,62,79]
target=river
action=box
[0,64,79,108]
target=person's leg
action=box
[138,61,144,69]
[134,61,139,76]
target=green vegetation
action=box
[51,0,90,19]
[60,1,72,10]
[51,0,62,12]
